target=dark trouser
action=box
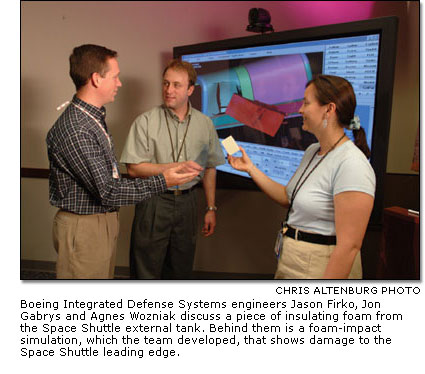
[129,190,198,280]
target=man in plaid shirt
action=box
[47,44,202,279]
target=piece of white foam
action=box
[221,136,240,155]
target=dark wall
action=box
[362,173,419,279]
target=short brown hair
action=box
[69,44,117,90]
[163,59,197,87]
[307,75,371,158]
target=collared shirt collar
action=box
[72,94,107,121]
[163,102,192,123]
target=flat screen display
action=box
[182,34,379,185]
[174,17,398,225]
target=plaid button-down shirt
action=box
[46,95,167,214]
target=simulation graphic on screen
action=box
[181,34,380,186]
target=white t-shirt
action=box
[286,140,376,236]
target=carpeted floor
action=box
[21,270,56,280]
[20,261,273,280]
[20,270,130,280]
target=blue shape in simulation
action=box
[197,68,240,117]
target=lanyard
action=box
[72,103,111,148]
[164,108,191,163]
[284,133,346,227]
[72,102,121,179]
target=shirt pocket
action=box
[187,132,210,165]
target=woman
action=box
[228,75,375,279]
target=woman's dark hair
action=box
[306,74,371,158]
[69,44,118,91]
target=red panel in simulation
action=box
[226,94,285,137]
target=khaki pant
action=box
[52,210,119,279]
[275,236,362,279]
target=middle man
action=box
[121,59,225,280]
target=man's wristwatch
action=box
[206,206,217,212]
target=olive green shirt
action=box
[120,104,225,190]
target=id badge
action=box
[112,163,120,179]
[274,230,283,259]
[274,224,288,259]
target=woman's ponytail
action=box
[352,128,371,159]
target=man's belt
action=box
[164,186,195,195]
